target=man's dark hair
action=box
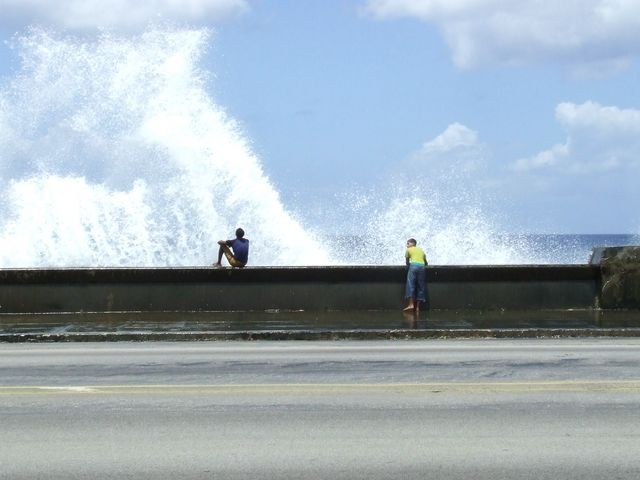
[407,238,417,246]
[236,228,245,239]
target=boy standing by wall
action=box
[404,238,427,312]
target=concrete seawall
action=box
[1,247,638,315]
[0,264,602,314]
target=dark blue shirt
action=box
[227,238,249,264]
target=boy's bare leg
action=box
[213,244,234,267]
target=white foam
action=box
[0,28,330,267]
[0,27,609,267]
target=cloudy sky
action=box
[0,0,639,234]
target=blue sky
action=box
[1,0,639,234]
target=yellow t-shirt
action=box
[405,246,427,265]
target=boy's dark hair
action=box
[407,238,417,246]
[236,228,245,239]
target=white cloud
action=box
[412,122,485,175]
[555,101,640,134]
[511,142,570,172]
[420,122,478,155]
[0,0,249,31]
[362,0,640,71]
[512,101,640,174]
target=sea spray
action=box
[0,28,330,267]
[0,27,627,267]
[323,136,540,265]
[327,182,536,265]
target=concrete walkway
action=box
[1,309,640,342]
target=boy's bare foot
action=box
[212,262,222,268]
[402,304,414,311]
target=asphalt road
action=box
[1,339,640,479]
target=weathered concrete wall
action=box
[591,247,640,309]
[0,265,600,314]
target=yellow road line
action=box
[2,381,640,396]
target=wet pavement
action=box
[1,309,639,340]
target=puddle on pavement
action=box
[0,309,639,335]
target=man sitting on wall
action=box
[213,228,249,268]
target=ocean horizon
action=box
[324,233,640,266]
